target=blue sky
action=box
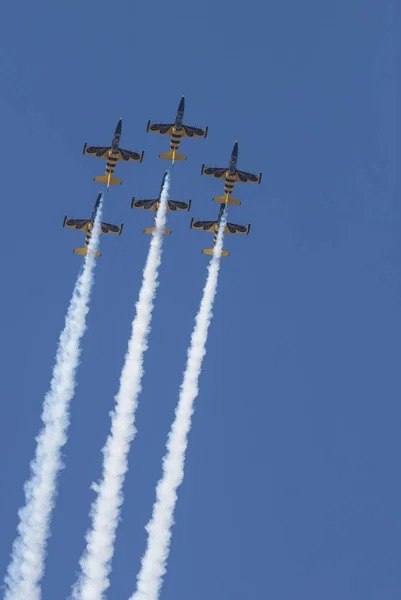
[1,1,401,599]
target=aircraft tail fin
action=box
[213,195,241,206]
[202,248,230,257]
[94,175,122,186]
[158,150,187,163]
[143,227,171,235]
[73,247,101,257]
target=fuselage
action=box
[224,141,239,197]
[148,171,169,227]
[111,119,122,152]
[85,193,102,246]
[211,204,226,246]
[175,96,185,129]
[104,118,123,181]
[228,141,238,175]
[158,171,168,198]
[169,96,185,155]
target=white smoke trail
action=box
[4,199,104,600]
[73,174,171,600]
[131,211,227,600]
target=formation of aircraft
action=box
[192,141,260,256]
[65,97,261,256]
[63,193,123,257]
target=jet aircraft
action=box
[63,193,123,256]
[83,119,144,188]
[147,96,208,164]
[190,204,250,257]
[132,171,191,234]
[201,141,262,205]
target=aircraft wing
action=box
[101,222,123,235]
[63,218,90,232]
[118,148,144,163]
[201,166,227,180]
[225,222,250,235]
[167,200,191,212]
[181,125,208,139]
[147,123,175,136]
[190,219,217,232]
[83,145,110,159]
[235,169,262,184]
[132,199,159,212]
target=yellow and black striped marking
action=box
[169,128,183,154]
[84,222,94,248]
[224,173,237,198]
[105,152,118,177]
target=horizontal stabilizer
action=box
[73,247,101,257]
[202,248,230,257]
[143,227,171,235]
[159,150,187,163]
[213,195,241,206]
[94,175,122,186]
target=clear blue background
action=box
[1,1,401,599]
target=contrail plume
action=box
[131,212,227,600]
[4,198,103,600]
[73,174,171,600]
